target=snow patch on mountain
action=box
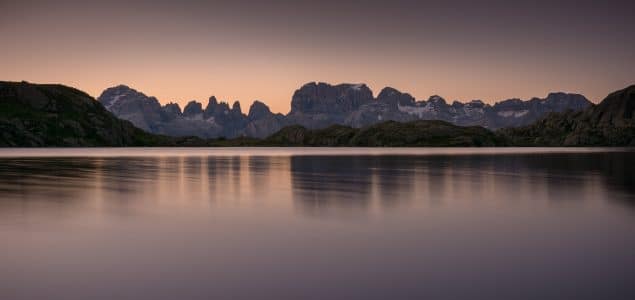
[185,113,203,121]
[351,84,364,91]
[105,93,125,110]
[463,105,484,115]
[398,103,436,118]
[205,116,217,125]
[429,95,444,103]
[498,110,529,118]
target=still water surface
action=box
[0,148,634,300]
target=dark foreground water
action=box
[0,148,634,300]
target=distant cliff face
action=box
[98,82,592,138]
[245,101,288,138]
[287,82,374,128]
[98,85,165,132]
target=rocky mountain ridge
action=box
[98,82,592,139]
[98,85,288,138]
[499,84,635,146]
[1,81,633,147]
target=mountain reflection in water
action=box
[0,148,634,300]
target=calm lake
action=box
[1,148,634,300]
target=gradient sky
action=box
[1,0,634,113]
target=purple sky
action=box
[1,0,634,112]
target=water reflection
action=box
[0,152,634,219]
[288,153,635,216]
[0,149,634,300]
[290,156,374,216]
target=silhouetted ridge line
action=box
[97,82,592,139]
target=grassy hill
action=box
[264,120,505,146]
[0,81,173,146]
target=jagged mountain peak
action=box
[248,100,272,120]
[300,81,318,88]
[208,96,218,106]
[163,102,182,115]
[377,87,415,108]
[204,96,228,114]
[299,81,367,89]
[300,81,368,88]
[183,100,203,116]
[427,95,447,105]
[108,84,133,91]
[350,83,366,89]
[96,84,164,132]
[98,82,596,138]
[203,97,237,115]
[543,92,591,106]
[98,84,159,105]
[546,92,569,98]
[99,84,155,103]
[495,98,523,107]
[452,99,486,108]
[377,87,409,98]
[290,82,374,116]
[232,101,242,113]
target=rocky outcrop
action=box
[98,85,164,132]
[244,101,288,138]
[162,102,182,121]
[0,81,164,146]
[286,82,374,129]
[290,82,373,114]
[589,87,635,127]
[247,100,271,120]
[499,85,635,146]
[377,87,416,109]
[183,100,204,117]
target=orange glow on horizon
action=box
[1,0,634,113]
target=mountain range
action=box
[1,80,633,147]
[97,83,592,139]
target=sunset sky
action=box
[1,0,634,113]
